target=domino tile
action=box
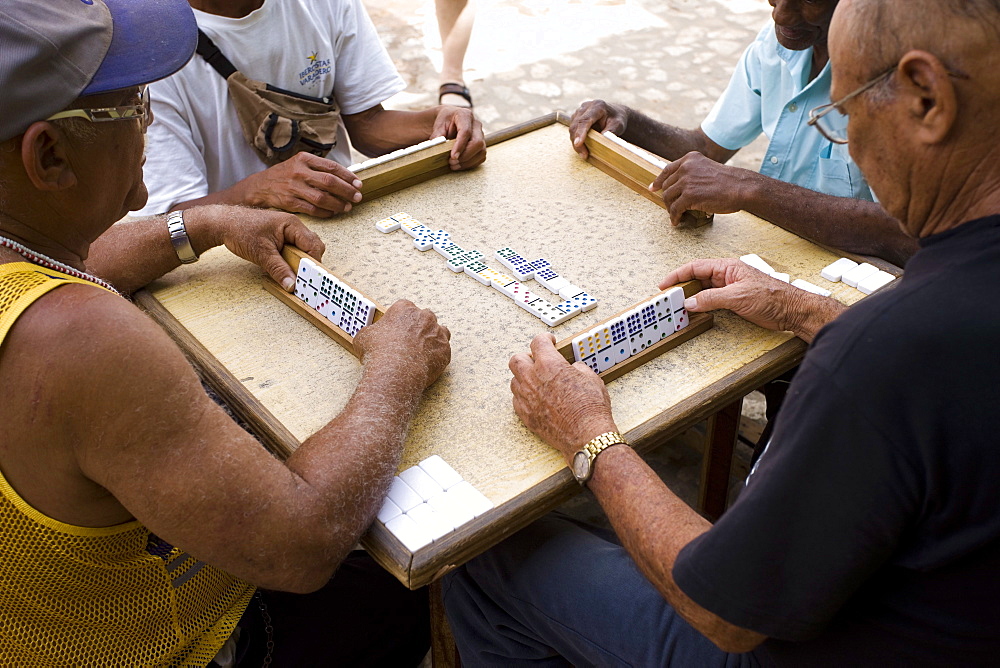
[769,272,790,283]
[463,260,493,285]
[375,217,400,233]
[384,514,433,552]
[842,262,879,288]
[376,497,403,524]
[386,477,423,513]
[558,284,585,300]
[580,354,601,374]
[791,279,832,297]
[740,253,775,274]
[492,279,521,299]
[529,258,552,271]
[572,331,597,362]
[418,455,463,490]
[857,270,896,295]
[427,492,477,528]
[406,503,455,540]
[820,257,859,283]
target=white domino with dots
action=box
[377,456,494,553]
[372,217,595,327]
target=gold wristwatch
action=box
[571,431,628,484]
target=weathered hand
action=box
[187,205,325,291]
[237,152,363,218]
[650,152,759,226]
[353,300,452,390]
[508,333,619,461]
[568,100,629,159]
[431,107,487,171]
[659,258,840,340]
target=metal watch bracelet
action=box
[167,210,199,264]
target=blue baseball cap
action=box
[0,0,197,141]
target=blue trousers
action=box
[443,514,764,667]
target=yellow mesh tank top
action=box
[0,262,255,666]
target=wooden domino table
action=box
[136,113,887,590]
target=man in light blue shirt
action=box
[570,0,915,266]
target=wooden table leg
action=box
[699,398,743,522]
[429,579,460,668]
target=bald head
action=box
[837,0,1000,79]
[828,0,1000,236]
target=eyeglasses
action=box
[809,64,971,144]
[807,67,896,144]
[46,85,150,132]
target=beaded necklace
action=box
[0,234,119,295]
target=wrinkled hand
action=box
[650,152,759,226]
[568,99,629,159]
[238,152,363,218]
[353,300,452,390]
[659,258,814,333]
[187,205,325,291]
[508,334,618,461]
[431,107,487,171]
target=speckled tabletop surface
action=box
[146,120,866,510]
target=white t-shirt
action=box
[138,0,405,215]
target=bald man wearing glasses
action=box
[446,1,1000,664]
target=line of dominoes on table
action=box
[261,246,385,357]
[376,455,494,553]
[555,284,714,384]
[740,253,897,296]
[376,211,598,327]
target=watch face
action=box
[572,451,590,481]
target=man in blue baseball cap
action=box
[0,1,445,664]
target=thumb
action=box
[262,249,297,292]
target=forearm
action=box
[588,445,765,652]
[85,206,227,294]
[779,289,847,343]
[345,107,439,157]
[287,357,425,561]
[740,175,917,267]
[620,108,719,162]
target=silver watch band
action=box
[167,210,199,264]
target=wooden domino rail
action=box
[555,280,713,383]
[354,138,457,202]
[583,129,713,228]
[262,245,386,358]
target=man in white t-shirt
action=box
[138,0,486,218]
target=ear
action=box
[19,122,79,192]
[897,50,958,145]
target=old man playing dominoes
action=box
[569,0,918,269]
[0,0,449,664]
[444,0,1000,663]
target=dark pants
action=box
[443,514,763,667]
[230,551,429,667]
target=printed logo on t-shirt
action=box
[299,51,331,89]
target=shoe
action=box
[438,82,473,108]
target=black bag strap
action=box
[196,29,237,80]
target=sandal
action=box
[438,82,473,108]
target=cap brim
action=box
[83,0,197,95]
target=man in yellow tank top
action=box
[0,1,446,664]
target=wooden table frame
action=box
[136,112,895,592]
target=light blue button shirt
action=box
[701,24,874,202]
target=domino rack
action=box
[352,138,457,202]
[555,281,713,383]
[262,245,386,357]
[583,129,713,228]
